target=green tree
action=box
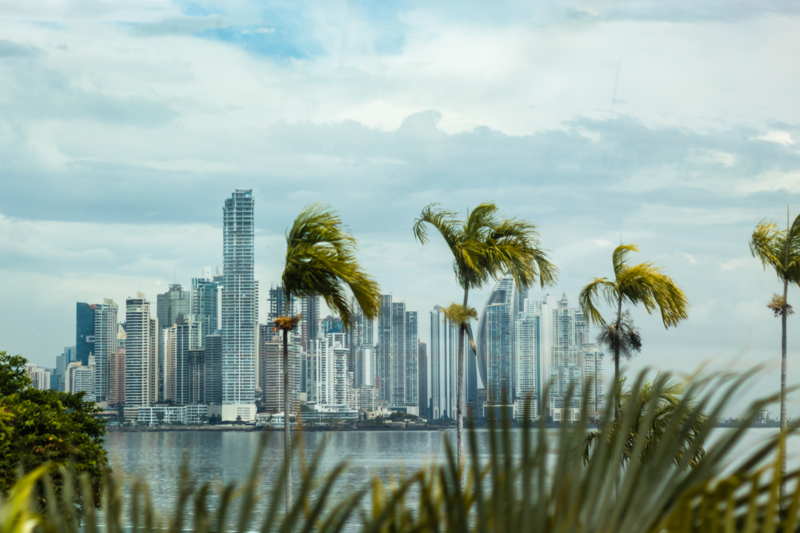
[750,211,800,490]
[0,350,109,504]
[276,205,381,508]
[580,244,688,390]
[413,203,556,462]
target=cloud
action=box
[0,40,40,57]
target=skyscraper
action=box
[376,295,392,402]
[259,324,301,413]
[125,295,155,412]
[390,301,407,407]
[157,284,190,328]
[268,285,293,323]
[418,341,429,419]
[204,332,223,408]
[75,302,96,365]
[515,300,542,419]
[478,278,515,417]
[92,299,118,403]
[430,306,458,420]
[192,275,223,341]
[298,295,320,350]
[221,189,258,422]
[175,316,203,405]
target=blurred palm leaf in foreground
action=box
[1,369,797,532]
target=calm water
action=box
[105,428,796,521]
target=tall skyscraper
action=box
[307,333,349,406]
[125,295,155,411]
[204,332,223,408]
[390,301,407,407]
[376,295,392,402]
[192,275,223,340]
[175,317,203,405]
[108,325,126,406]
[221,189,258,422]
[75,302,96,365]
[157,284,190,328]
[418,341,429,419]
[92,299,118,403]
[298,295,320,350]
[478,278,515,416]
[515,300,542,419]
[430,306,458,420]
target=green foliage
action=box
[412,202,557,291]
[281,204,381,327]
[2,369,797,532]
[750,215,800,285]
[0,351,109,505]
[580,244,689,329]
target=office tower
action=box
[259,324,301,413]
[160,324,177,402]
[404,311,419,411]
[307,334,349,406]
[353,346,374,388]
[478,278,515,416]
[390,301,407,407]
[109,347,126,406]
[192,275,223,340]
[204,333,223,408]
[268,285,293,322]
[430,306,458,420]
[186,349,206,405]
[515,300,542,419]
[92,299,117,403]
[55,346,74,391]
[76,303,96,365]
[157,283,190,328]
[582,346,606,418]
[221,189,258,422]
[348,305,374,377]
[125,295,155,409]
[376,295,392,402]
[298,295,320,350]
[175,317,203,405]
[418,341,429,419]
[65,356,95,401]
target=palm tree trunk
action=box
[282,291,292,512]
[457,287,469,465]
[780,278,788,500]
[614,295,623,417]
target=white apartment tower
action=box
[221,189,258,422]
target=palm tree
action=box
[276,205,381,508]
[579,244,688,391]
[750,211,800,442]
[413,203,556,462]
[596,311,642,366]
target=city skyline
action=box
[1,2,799,414]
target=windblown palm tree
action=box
[750,212,800,440]
[580,244,688,390]
[276,205,381,508]
[413,203,556,462]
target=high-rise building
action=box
[268,285,293,323]
[221,189,258,422]
[321,316,344,335]
[390,301,407,407]
[75,303,96,366]
[376,295,392,402]
[404,311,419,412]
[258,324,301,413]
[125,295,155,410]
[348,304,374,378]
[430,306,458,420]
[65,356,95,401]
[204,332,223,408]
[25,364,52,390]
[175,317,203,405]
[307,333,349,406]
[186,349,207,405]
[107,325,127,406]
[92,299,118,403]
[515,300,542,419]
[192,275,223,341]
[479,278,515,415]
[298,295,320,350]
[418,341,429,419]
[157,283,190,328]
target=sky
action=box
[1,0,799,414]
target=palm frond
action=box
[612,244,639,277]
[440,304,478,325]
[617,263,688,328]
[412,203,462,249]
[750,221,785,274]
[282,205,380,328]
[579,277,617,325]
[597,312,642,359]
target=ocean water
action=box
[104,428,794,524]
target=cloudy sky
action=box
[2,0,799,412]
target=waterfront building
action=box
[65,356,95,401]
[353,345,374,388]
[204,332,223,408]
[175,317,203,405]
[307,334,349,406]
[418,341,430,419]
[137,404,208,426]
[479,278,515,417]
[92,299,118,403]
[515,300,543,419]
[221,189,258,422]
[186,349,206,405]
[376,295,392,402]
[124,295,156,409]
[258,324,301,413]
[430,306,458,420]
[75,302,95,366]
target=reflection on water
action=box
[106,428,793,520]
